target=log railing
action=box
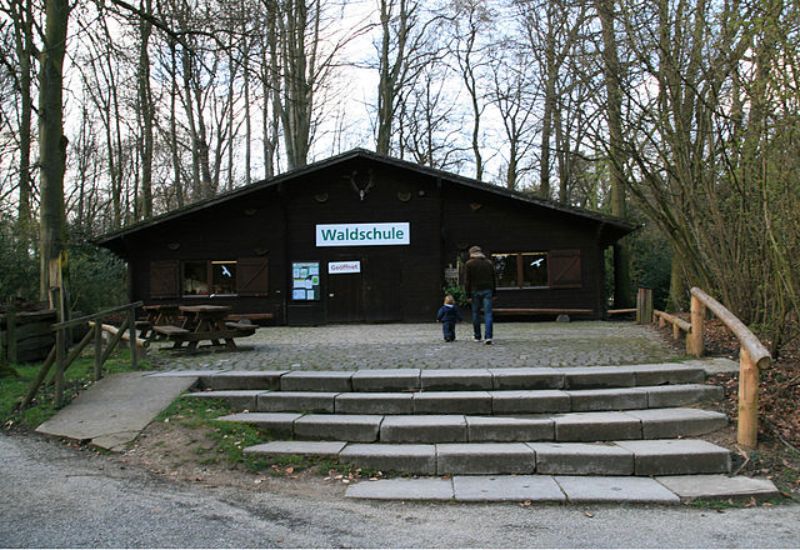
[687,287,771,448]
[653,310,692,351]
[19,300,145,410]
[643,287,771,447]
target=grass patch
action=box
[157,397,277,472]
[1,349,148,431]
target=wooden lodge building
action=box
[98,149,636,326]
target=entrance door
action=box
[363,257,402,322]
[326,268,364,323]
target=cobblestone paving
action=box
[151,321,681,371]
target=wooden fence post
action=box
[94,321,103,381]
[6,305,17,364]
[737,346,759,448]
[636,288,653,325]
[687,293,705,357]
[128,305,138,369]
[52,287,65,408]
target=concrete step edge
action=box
[187,363,708,392]
[343,474,778,504]
[243,438,732,476]
[218,408,728,443]
[186,383,724,415]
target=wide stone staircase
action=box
[181,363,778,503]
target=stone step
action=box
[191,363,706,393]
[343,474,778,504]
[186,383,723,415]
[243,438,731,476]
[218,408,727,443]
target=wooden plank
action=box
[493,308,594,316]
[153,325,191,336]
[607,308,636,315]
[89,322,149,348]
[18,346,57,410]
[52,301,144,330]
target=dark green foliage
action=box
[0,216,39,303]
[65,240,128,314]
[443,284,469,307]
[628,223,672,311]
[0,218,128,315]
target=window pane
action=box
[211,261,237,295]
[183,262,208,295]
[492,254,518,287]
[521,253,548,287]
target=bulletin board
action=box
[291,261,320,301]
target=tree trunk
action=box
[38,0,69,301]
[138,0,154,218]
[596,0,632,307]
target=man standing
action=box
[464,245,497,345]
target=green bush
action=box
[66,241,128,314]
[443,284,469,307]
[0,216,39,303]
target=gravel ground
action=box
[151,321,680,371]
[3,433,799,548]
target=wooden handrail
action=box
[688,287,771,449]
[52,301,144,330]
[689,288,771,369]
[653,310,691,332]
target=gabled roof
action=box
[97,148,637,246]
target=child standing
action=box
[436,294,463,342]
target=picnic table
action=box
[153,304,256,351]
[138,304,181,339]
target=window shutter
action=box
[548,249,582,288]
[237,257,269,296]
[150,260,179,298]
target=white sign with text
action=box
[328,261,361,274]
[316,222,410,247]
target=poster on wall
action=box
[291,261,320,301]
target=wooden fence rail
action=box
[640,287,772,448]
[18,300,145,410]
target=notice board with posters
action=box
[291,261,320,301]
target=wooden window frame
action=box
[492,249,582,290]
[182,259,238,297]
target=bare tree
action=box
[448,0,491,180]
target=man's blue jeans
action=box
[471,289,493,340]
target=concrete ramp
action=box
[36,372,196,451]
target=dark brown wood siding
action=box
[115,155,611,324]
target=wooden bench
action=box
[493,308,594,320]
[225,313,274,324]
[225,321,258,336]
[153,325,190,337]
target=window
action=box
[493,252,548,288]
[182,260,237,296]
[492,249,582,289]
